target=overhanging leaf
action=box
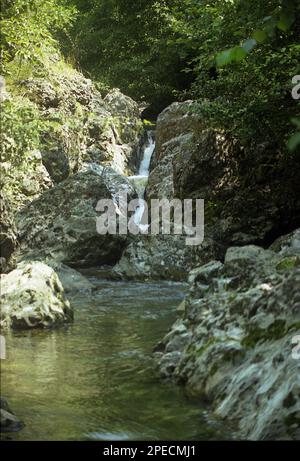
[232,46,247,62]
[253,30,267,43]
[242,39,257,53]
[288,132,300,151]
[216,49,232,67]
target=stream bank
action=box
[1,54,300,440]
[1,279,230,441]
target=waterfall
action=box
[128,131,155,230]
[138,132,155,177]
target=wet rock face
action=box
[84,89,143,176]
[0,261,73,330]
[146,101,201,201]
[21,77,142,183]
[0,398,24,433]
[113,234,194,281]
[0,192,18,273]
[147,99,300,251]
[155,229,300,440]
[16,168,136,267]
[104,89,140,122]
[1,148,53,211]
[41,147,71,184]
[154,101,202,155]
[21,74,95,111]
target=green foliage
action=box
[170,0,300,150]
[1,0,299,184]
[289,118,300,151]
[0,0,76,75]
[61,0,299,152]
[63,0,191,105]
[143,119,156,128]
[1,96,45,165]
[0,95,50,206]
[215,0,298,67]
[276,255,300,270]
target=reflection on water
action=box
[1,279,228,441]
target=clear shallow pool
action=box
[1,278,228,441]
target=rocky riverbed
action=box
[1,58,299,439]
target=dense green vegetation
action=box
[1,0,299,154]
[0,0,74,79]
[0,1,88,205]
[175,0,300,148]
[63,0,192,111]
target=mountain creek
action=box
[1,278,230,441]
[1,68,299,441]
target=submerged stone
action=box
[0,399,24,433]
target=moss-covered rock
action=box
[146,100,300,279]
[0,398,24,433]
[0,261,73,330]
[0,192,17,273]
[156,234,300,440]
[16,168,136,267]
[3,56,144,213]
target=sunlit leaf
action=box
[232,46,247,62]
[291,118,300,129]
[253,30,267,44]
[277,12,295,32]
[216,49,232,67]
[242,39,257,53]
[288,132,300,152]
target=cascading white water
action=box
[139,132,155,177]
[128,131,155,230]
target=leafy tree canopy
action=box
[1,0,299,150]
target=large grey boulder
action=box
[21,73,96,112]
[156,232,300,440]
[146,100,300,270]
[113,233,219,281]
[146,101,200,201]
[113,234,193,281]
[0,398,24,433]
[85,110,141,176]
[21,74,97,184]
[0,261,73,330]
[47,262,95,296]
[0,192,17,273]
[21,73,142,184]
[17,168,136,267]
[1,149,53,211]
[84,89,143,176]
[104,88,141,145]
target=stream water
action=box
[0,278,228,441]
[1,133,229,441]
[128,131,155,231]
